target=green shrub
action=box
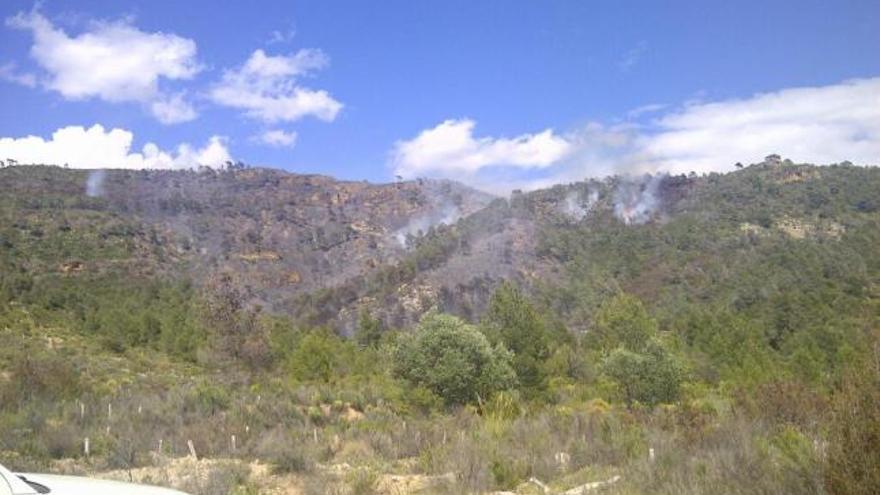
[271,448,312,474]
[482,283,552,394]
[355,311,384,348]
[345,467,379,495]
[825,342,880,495]
[490,457,526,489]
[287,330,351,382]
[602,340,683,406]
[393,312,516,406]
[0,342,81,406]
[592,293,657,353]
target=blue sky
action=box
[1,0,878,191]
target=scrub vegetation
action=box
[1,159,878,494]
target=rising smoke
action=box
[85,170,106,197]
[613,174,666,225]
[394,203,461,247]
[560,188,599,220]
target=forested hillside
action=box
[1,158,878,494]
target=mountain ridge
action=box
[2,158,879,335]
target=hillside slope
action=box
[2,158,879,494]
[2,160,879,338]
[0,165,493,330]
[289,159,880,343]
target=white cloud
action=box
[149,92,198,124]
[209,49,342,123]
[638,77,880,174]
[6,11,200,123]
[393,78,880,193]
[391,119,573,179]
[255,129,297,147]
[0,61,37,87]
[0,124,231,169]
[627,103,667,119]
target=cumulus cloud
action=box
[255,129,297,148]
[209,49,342,123]
[637,77,880,174]
[392,119,572,179]
[0,124,231,169]
[393,78,880,193]
[6,10,201,123]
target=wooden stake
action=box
[187,440,197,459]
[84,437,90,457]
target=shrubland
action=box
[0,160,879,494]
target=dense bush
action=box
[481,282,553,395]
[602,340,683,405]
[287,330,353,382]
[591,293,657,352]
[824,339,880,495]
[393,312,516,405]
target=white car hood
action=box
[18,474,189,495]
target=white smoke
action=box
[613,174,665,225]
[394,203,461,247]
[85,170,106,197]
[560,188,599,220]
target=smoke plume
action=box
[613,174,665,225]
[394,203,461,247]
[560,188,599,220]
[85,170,106,197]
